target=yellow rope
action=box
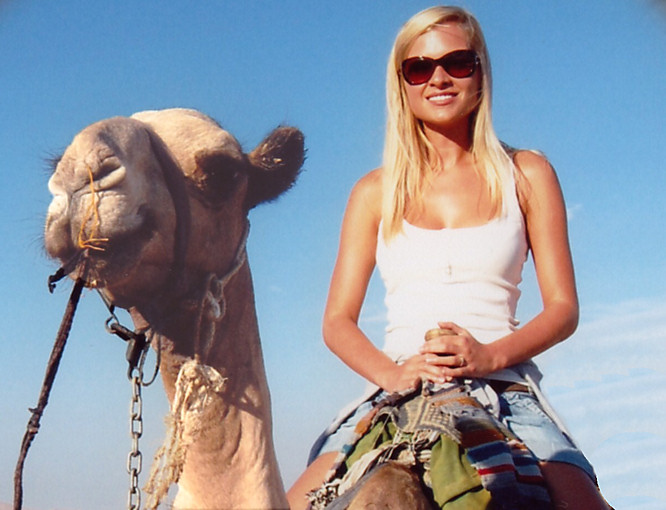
[77,164,109,251]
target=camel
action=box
[41,107,555,510]
[43,108,305,509]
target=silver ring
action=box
[458,355,466,367]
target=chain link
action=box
[127,371,144,510]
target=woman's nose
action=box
[429,64,452,85]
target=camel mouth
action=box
[45,204,161,286]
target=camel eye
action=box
[97,156,121,177]
[200,166,243,204]
[195,151,247,203]
[206,167,240,191]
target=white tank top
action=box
[376,170,529,364]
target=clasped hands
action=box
[379,321,498,394]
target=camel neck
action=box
[132,262,288,509]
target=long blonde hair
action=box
[382,5,514,240]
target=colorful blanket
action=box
[309,382,551,510]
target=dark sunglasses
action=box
[401,49,480,85]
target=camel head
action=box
[44,108,305,309]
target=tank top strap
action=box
[502,152,526,223]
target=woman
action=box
[288,6,609,509]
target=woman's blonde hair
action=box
[382,5,514,239]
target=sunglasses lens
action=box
[445,51,478,78]
[402,58,435,85]
[401,50,478,84]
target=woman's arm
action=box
[422,151,579,378]
[323,169,445,392]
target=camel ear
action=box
[245,127,305,209]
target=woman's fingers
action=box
[420,337,459,361]
[386,347,481,392]
[437,321,465,334]
[386,355,441,391]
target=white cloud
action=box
[535,297,666,508]
[536,297,666,382]
[592,433,666,503]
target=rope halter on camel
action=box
[143,220,250,510]
[143,359,227,510]
[195,220,250,362]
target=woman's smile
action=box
[427,91,457,105]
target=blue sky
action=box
[1,1,665,509]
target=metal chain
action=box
[97,292,159,510]
[127,369,144,510]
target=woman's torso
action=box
[375,167,529,363]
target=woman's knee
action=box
[287,452,338,510]
[540,461,610,510]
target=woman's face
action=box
[403,24,482,136]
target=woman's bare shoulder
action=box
[354,167,383,193]
[348,168,383,214]
[511,150,562,210]
[512,149,554,180]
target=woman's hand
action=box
[419,322,500,380]
[377,354,447,394]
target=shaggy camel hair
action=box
[44,108,305,509]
